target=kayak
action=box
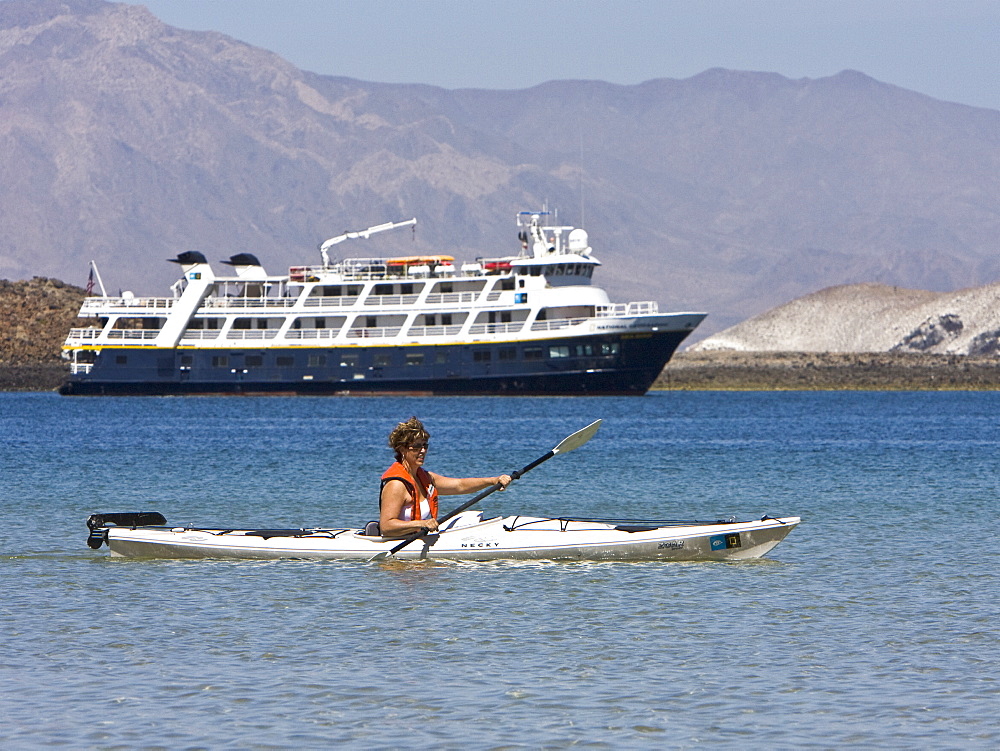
[86,511,800,562]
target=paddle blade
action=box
[552,419,602,455]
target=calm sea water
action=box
[3,391,999,748]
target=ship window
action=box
[340,354,359,367]
[405,352,424,366]
[308,355,326,367]
[524,347,544,360]
[374,353,392,367]
[498,278,515,291]
[277,356,294,367]
[212,356,229,368]
[549,346,570,358]
[530,267,542,276]
[246,355,263,367]
[600,343,619,356]
[499,347,516,361]
[180,355,193,365]
[373,284,393,296]
[575,344,594,356]
[435,350,448,364]
[473,350,491,362]
[441,314,452,326]
[366,316,377,328]
[424,314,436,326]
[438,282,453,294]
[233,318,251,329]
[400,284,413,295]
[116,355,128,365]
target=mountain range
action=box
[2,0,1000,339]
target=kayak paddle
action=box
[370,419,602,562]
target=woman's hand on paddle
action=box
[496,474,512,490]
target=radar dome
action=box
[567,229,590,253]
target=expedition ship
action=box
[60,213,705,396]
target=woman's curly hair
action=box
[388,416,430,461]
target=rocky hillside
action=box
[2,0,1000,340]
[0,277,86,389]
[693,282,1000,355]
[0,277,86,364]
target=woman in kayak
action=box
[380,416,512,537]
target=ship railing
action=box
[70,362,94,375]
[285,329,345,340]
[468,322,525,335]
[67,327,103,341]
[181,330,222,341]
[406,324,464,337]
[106,330,161,341]
[337,270,392,281]
[291,261,389,282]
[530,317,589,332]
[204,297,297,309]
[225,330,281,340]
[363,294,420,307]
[424,292,479,305]
[80,297,175,313]
[596,301,659,317]
[345,326,402,339]
[290,259,504,283]
[303,296,360,308]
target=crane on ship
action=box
[319,218,417,267]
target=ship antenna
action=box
[579,128,586,227]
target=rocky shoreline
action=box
[0,364,71,391]
[656,350,1000,390]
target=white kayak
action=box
[86,511,800,562]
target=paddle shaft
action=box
[382,449,555,557]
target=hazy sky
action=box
[124,0,999,111]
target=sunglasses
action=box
[406,442,429,451]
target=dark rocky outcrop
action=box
[0,277,87,390]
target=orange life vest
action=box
[380,461,439,520]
